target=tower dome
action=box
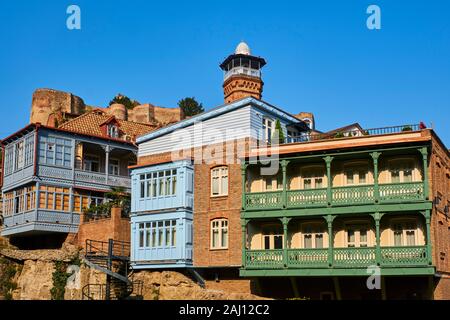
[220,42,267,104]
[235,41,251,55]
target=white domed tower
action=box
[220,42,266,104]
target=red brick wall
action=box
[434,276,450,300]
[430,136,450,275]
[77,207,130,248]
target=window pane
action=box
[346,171,354,184]
[222,171,228,195]
[360,229,368,245]
[391,170,400,183]
[404,169,413,182]
[315,178,323,189]
[172,224,177,246]
[315,234,323,248]
[304,179,312,189]
[265,177,273,190]
[304,234,312,248]
[264,236,270,250]
[359,172,366,184]
[347,230,355,246]
[221,228,228,248]
[139,230,144,248]
[394,229,403,246]
[406,230,415,246]
[274,235,283,249]
[212,229,219,248]
[212,177,219,195]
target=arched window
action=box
[211,219,228,249]
[211,167,228,196]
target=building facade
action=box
[129,42,450,299]
[0,110,157,248]
[241,127,450,299]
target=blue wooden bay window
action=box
[131,160,193,213]
[38,135,73,167]
[131,212,193,269]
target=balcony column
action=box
[280,217,291,267]
[372,212,382,266]
[281,160,290,208]
[326,215,335,267]
[423,210,433,265]
[371,152,381,203]
[323,156,334,206]
[241,162,248,211]
[241,219,249,267]
[420,147,429,200]
[104,145,110,184]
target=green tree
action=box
[272,119,286,144]
[109,94,140,110]
[177,97,204,117]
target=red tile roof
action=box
[59,110,159,142]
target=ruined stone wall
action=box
[30,88,86,127]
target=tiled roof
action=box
[59,110,159,142]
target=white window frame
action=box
[15,141,25,170]
[388,159,415,183]
[109,158,120,176]
[262,117,275,144]
[300,165,325,189]
[211,219,229,249]
[345,223,371,248]
[264,172,283,191]
[390,218,419,247]
[108,124,119,138]
[344,162,369,186]
[261,225,284,250]
[301,223,326,249]
[211,167,228,197]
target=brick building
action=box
[130,42,450,299]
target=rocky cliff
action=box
[0,245,266,300]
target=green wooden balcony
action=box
[243,182,425,211]
[244,246,429,270]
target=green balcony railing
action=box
[332,185,374,205]
[379,182,424,203]
[333,247,376,268]
[287,188,327,208]
[381,246,428,266]
[244,181,425,211]
[244,246,429,270]
[245,249,284,269]
[287,248,329,268]
[245,191,283,210]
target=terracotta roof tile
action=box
[59,110,159,142]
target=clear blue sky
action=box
[0,0,449,145]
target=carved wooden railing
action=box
[287,248,329,268]
[287,189,327,208]
[245,249,284,269]
[244,181,425,211]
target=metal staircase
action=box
[82,239,143,300]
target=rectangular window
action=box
[211,219,228,249]
[211,167,228,196]
[39,136,72,167]
[262,118,274,144]
[15,141,24,170]
[138,169,178,199]
[109,159,120,176]
[139,224,144,248]
[83,155,99,172]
